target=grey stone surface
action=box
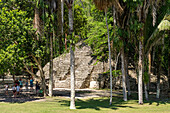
[36,41,109,89]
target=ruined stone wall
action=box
[36,41,110,89]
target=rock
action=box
[90,81,99,89]
[36,41,109,89]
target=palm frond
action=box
[145,14,170,56]
[93,0,123,14]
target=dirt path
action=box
[0,87,122,103]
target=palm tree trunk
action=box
[67,1,76,109]
[156,42,164,98]
[125,53,131,96]
[148,53,151,74]
[156,69,160,98]
[61,0,64,37]
[152,47,156,74]
[105,9,113,105]
[144,83,148,101]
[121,45,127,101]
[49,30,53,97]
[138,39,143,104]
[148,52,151,92]
[57,0,62,54]
[70,45,75,109]
[34,6,41,41]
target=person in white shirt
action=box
[4,84,9,95]
[12,85,16,97]
[15,84,20,96]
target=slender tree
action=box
[33,1,47,97]
[61,0,64,37]
[93,0,131,102]
[93,0,114,104]
[121,45,127,101]
[65,0,76,109]
[136,0,167,104]
[105,9,113,105]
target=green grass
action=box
[0,97,170,113]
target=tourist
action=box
[35,81,40,94]
[12,85,16,97]
[4,83,9,95]
[15,84,20,96]
[15,79,19,86]
[30,77,34,91]
[25,79,28,91]
[19,78,23,91]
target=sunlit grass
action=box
[0,96,169,113]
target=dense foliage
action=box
[0,0,169,104]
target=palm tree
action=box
[145,13,170,99]
[105,8,113,105]
[65,0,76,109]
[93,0,130,102]
[136,0,167,104]
[93,0,116,104]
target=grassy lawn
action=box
[0,96,170,113]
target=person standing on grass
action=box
[15,84,20,96]
[25,79,28,91]
[30,77,34,91]
[35,81,40,95]
[19,78,23,91]
[4,83,9,95]
[12,85,16,97]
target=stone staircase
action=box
[37,41,110,89]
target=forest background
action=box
[0,0,170,108]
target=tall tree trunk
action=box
[40,70,46,97]
[38,58,46,97]
[121,45,127,101]
[168,51,170,90]
[61,0,64,37]
[148,52,151,93]
[67,1,76,109]
[156,41,164,98]
[144,83,148,101]
[31,56,46,97]
[148,53,151,74]
[70,45,75,109]
[156,66,161,99]
[105,9,113,105]
[34,6,41,41]
[57,0,63,54]
[49,30,53,97]
[138,39,143,104]
[33,5,46,96]
[125,53,131,96]
[152,47,156,74]
[156,56,161,99]
[168,36,170,90]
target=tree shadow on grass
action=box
[128,92,170,106]
[145,97,170,106]
[0,91,44,103]
[58,92,170,111]
[58,97,135,111]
